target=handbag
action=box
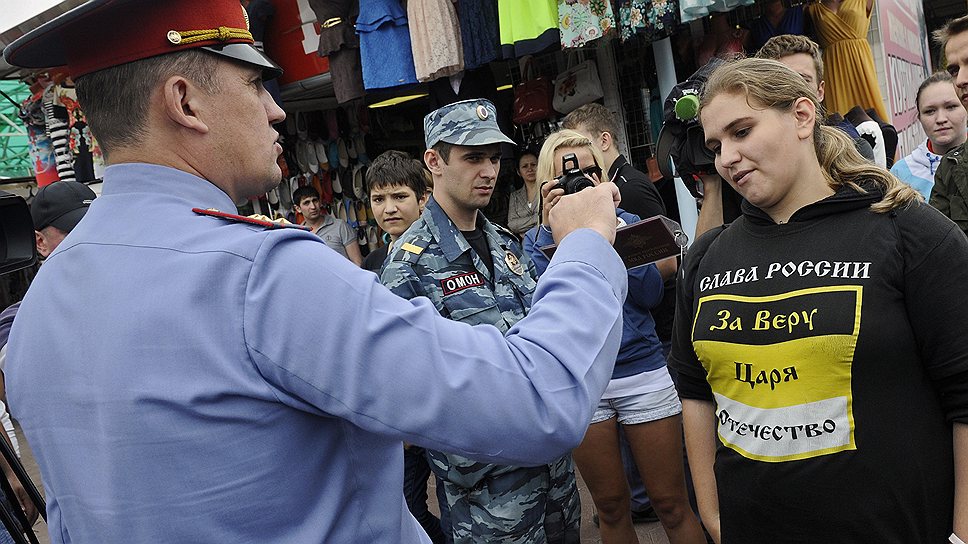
[512,56,554,125]
[553,58,604,115]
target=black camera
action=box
[0,191,37,275]
[554,153,596,195]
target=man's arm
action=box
[682,399,721,544]
[246,187,626,466]
[344,241,363,267]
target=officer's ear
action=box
[424,149,445,176]
[161,75,209,134]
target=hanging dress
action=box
[458,0,500,70]
[558,0,617,48]
[680,0,753,25]
[407,0,464,82]
[806,0,888,120]
[357,0,418,89]
[617,0,681,43]
[498,0,559,58]
[749,4,805,51]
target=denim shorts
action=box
[591,383,682,425]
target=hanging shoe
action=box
[331,169,343,195]
[352,164,367,200]
[295,140,310,173]
[336,198,348,222]
[338,138,349,168]
[306,140,319,174]
[314,140,329,171]
[355,133,370,164]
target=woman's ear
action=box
[793,97,817,140]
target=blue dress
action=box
[458,0,500,69]
[749,5,805,51]
[357,0,418,89]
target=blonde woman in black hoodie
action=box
[671,57,967,544]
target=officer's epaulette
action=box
[192,208,311,231]
[390,236,431,264]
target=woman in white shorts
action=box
[524,130,705,544]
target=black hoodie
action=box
[671,183,968,543]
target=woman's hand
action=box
[539,180,566,226]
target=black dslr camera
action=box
[0,191,37,274]
[554,153,595,194]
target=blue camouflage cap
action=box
[424,99,516,149]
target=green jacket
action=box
[930,142,968,234]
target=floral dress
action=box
[558,0,616,48]
[617,0,680,42]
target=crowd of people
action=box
[0,1,966,543]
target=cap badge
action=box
[476,105,488,120]
[505,251,524,275]
[242,5,250,30]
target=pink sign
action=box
[877,0,931,157]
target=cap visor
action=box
[446,129,516,147]
[202,44,283,79]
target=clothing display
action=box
[308,0,365,103]
[806,0,889,120]
[357,0,418,90]
[245,0,283,106]
[930,142,968,237]
[749,2,804,51]
[617,0,680,43]
[671,184,968,542]
[558,0,616,48]
[58,84,103,181]
[498,0,560,58]
[19,98,59,185]
[407,0,464,82]
[381,197,582,543]
[457,0,500,70]
[890,139,942,200]
[8,163,627,543]
[42,84,73,182]
[680,0,754,24]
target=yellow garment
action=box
[806,0,888,121]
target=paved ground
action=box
[14,424,670,544]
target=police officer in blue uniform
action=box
[381,99,580,543]
[3,1,628,542]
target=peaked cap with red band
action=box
[3,0,282,79]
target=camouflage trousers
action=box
[439,455,580,544]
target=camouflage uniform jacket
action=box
[931,142,968,236]
[381,197,580,543]
[381,196,539,485]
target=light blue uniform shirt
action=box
[7,163,627,543]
